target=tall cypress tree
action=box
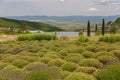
[87,20,91,37]
[95,24,98,32]
[102,19,105,35]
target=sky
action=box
[0,0,120,16]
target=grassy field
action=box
[0,36,120,80]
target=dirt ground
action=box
[0,35,17,41]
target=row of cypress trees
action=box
[87,19,105,37]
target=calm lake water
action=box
[46,32,95,37]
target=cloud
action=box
[94,0,120,5]
[88,7,97,11]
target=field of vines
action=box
[0,39,120,80]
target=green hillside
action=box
[0,17,62,31]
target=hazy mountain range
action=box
[5,15,120,30]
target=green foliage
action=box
[75,67,97,74]
[60,70,71,79]
[87,20,91,37]
[12,59,30,68]
[99,35,120,43]
[64,72,96,80]
[17,33,57,41]
[78,36,89,42]
[97,55,118,65]
[110,50,120,59]
[24,63,61,80]
[48,59,66,67]
[0,65,23,80]
[96,64,120,80]
[79,58,103,68]
[65,54,85,63]
[102,19,105,35]
[61,62,79,72]
[0,17,62,32]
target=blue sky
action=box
[0,0,120,16]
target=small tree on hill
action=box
[87,20,91,37]
[19,21,27,33]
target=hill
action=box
[5,16,120,30]
[0,17,62,31]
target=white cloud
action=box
[88,8,97,11]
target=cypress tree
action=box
[87,20,91,37]
[95,24,98,32]
[102,19,105,35]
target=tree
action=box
[95,24,100,35]
[95,24,98,32]
[87,20,91,37]
[110,23,118,34]
[19,21,27,33]
[102,19,105,35]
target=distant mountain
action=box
[5,15,120,22]
[0,17,62,31]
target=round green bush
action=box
[19,56,38,63]
[12,59,30,68]
[82,51,94,58]
[75,67,97,74]
[97,55,118,65]
[61,62,79,72]
[110,50,120,59]
[39,57,52,64]
[85,45,98,52]
[92,51,115,58]
[0,65,23,80]
[44,53,60,59]
[95,64,120,80]
[64,72,96,80]
[65,54,85,63]
[48,59,66,67]
[2,56,18,63]
[78,36,89,42]
[24,62,61,80]
[79,58,103,68]
[60,70,71,79]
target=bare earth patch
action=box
[0,35,17,41]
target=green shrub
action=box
[0,62,8,70]
[19,56,38,63]
[64,72,96,80]
[61,62,79,72]
[85,45,98,52]
[0,65,23,80]
[78,36,89,42]
[12,59,30,68]
[97,55,118,65]
[82,51,94,58]
[24,63,61,80]
[110,50,120,59]
[39,57,52,64]
[59,49,69,57]
[44,53,60,59]
[65,54,85,63]
[48,59,66,67]
[2,56,18,63]
[17,33,57,41]
[79,58,103,68]
[60,70,71,79]
[99,35,120,43]
[92,51,115,58]
[95,64,120,80]
[75,67,97,74]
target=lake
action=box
[46,32,95,37]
